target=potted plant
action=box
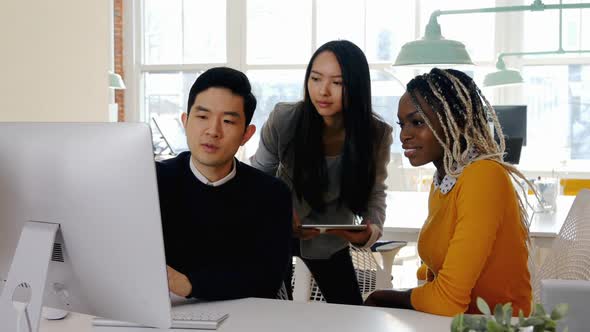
[451,297,569,332]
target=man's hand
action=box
[292,210,320,240]
[167,265,192,297]
[326,220,373,246]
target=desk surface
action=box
[40,298,452,332]
[382,191,575,244]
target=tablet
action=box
[300,224,367,232]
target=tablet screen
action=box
[299,224,367,231]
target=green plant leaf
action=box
[495,303,504,323]
[480,316,491,330]
[522,317,544,326]
[487,319,503,332]
[550,303,569,321]
[451,314,464,332]
[477,297,492,316]
[545,320,557,329]
[463,314,479,329]
[533,303,546,317]
[518,309,525,326]
[505,307,513,326]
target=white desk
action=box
[40,298,452,332]
[382,191,575,249]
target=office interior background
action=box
[2,0,589,193]
[0,0,589,297]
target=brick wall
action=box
[114,0,125,121]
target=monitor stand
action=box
[0,221,59,332]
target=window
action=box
[247,0,312,65]
[524,0,590,52]
[143,0,226,65]
[522,64,590,163]
[519,4,590,167]
[132,0,590,176]
[138,0,420,159]
[141,0,226,132]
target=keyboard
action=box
[171,307,229,329]
[92,309,229,330]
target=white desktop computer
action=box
[0,123,173,331]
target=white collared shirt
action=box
[433,148,479,195]
[433,173,458,195]
[189,157,236,187]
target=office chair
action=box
[276,282,290,300]
[541,279,590,332]
[292,241,407,302]
[532,189,590,330]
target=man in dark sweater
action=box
[156,67,292,301]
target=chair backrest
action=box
[533,189,590,302]
[350,246,380,296]
[276,282,290,300]
[541,279,590,332]
[302,246,382,302]
[151,115,189,155]
[293,245,387,302]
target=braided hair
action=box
[406,68,536,235]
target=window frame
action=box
[125,0,590,172]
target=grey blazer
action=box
[250,102,392,257]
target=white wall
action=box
[0,1,110,122]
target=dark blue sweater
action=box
[156,152,292,300]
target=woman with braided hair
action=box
[364,68,532,316]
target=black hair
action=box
[405,67,533,239]
[291,40,378,215]
[186,67,257,126]
[406,68,493,153]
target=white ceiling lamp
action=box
[394,1,590,69]
[484,2,590,87]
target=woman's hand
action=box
[364,289,414,309]
[292,209,321,240]
[325,220,373,246]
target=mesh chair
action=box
[541,279,590,332]
[276,282,290,300]
[532,189,590,303]
[292,241,407,302]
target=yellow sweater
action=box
[410,160,531,316]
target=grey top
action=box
[250,102,393,259]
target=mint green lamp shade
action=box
[483,69,523,87]
[483,58,524,87]
[394,17,473,66]
[109,71,126,89]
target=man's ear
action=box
[240,124,256,146]
[181,112,188,129]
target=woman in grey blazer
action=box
[250,40,392,305]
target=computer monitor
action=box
[503,137,524,165]
[492,105,527,146]
[0,123,172,331]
